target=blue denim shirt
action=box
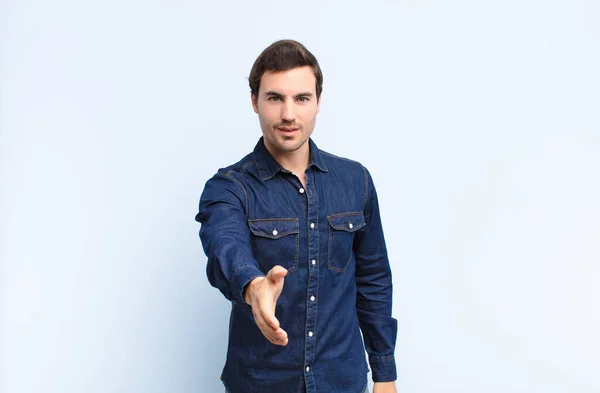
[195,137,397,393]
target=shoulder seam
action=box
[241,160,254,175]
[320,150,361,165]
[222,170,249,217]
[362,165,369,213]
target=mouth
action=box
[277,127,299,133]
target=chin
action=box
[274,143,301,153]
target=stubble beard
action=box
[264,125,309,154]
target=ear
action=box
[316,93,322,114]
[251,93,259,114]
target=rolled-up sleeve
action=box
[195,170,265,311]
[353,166,398,382]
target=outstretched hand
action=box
[243,265,288,346]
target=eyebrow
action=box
[264,91,314,99]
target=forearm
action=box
[197,170,265,310]
[205,242,264,308]
[356,262,397,382]
[354,166,398,382]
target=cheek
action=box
[259,107,278,124]
[299,107,318,123]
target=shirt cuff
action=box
[370,354,397,382]
[231,264,265,311]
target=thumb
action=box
[267,265,288,283]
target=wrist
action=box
[243,277,263,305]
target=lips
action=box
[278,127,299,132]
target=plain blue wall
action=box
[1,1,599,392]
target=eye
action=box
[298,97,309,103]
[268,96,281,102]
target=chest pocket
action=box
[248,218,300,273]
[327,212,366,272]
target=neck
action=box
[265,139,311,175]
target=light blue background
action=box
[1,1,599,392]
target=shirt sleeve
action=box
[353,165,398,382]
[195,170,265,311]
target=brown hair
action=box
[248,39,323,100]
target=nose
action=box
[281,101,296,122]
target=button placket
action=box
[303,171,319,392]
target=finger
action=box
[259,326,278,343]
[260,307,280,330]
[271,330,288,346]
[253,307,269,331]
[259,325,285,345]
[276,327,288,341]
[269,334,286,346]
[263,312,281,335]
[263,327,286,345]
[252,302,285,344]
[255,316,276,339]
[260,323,286,342]
[252,296,280,333]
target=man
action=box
[195,39,398,393]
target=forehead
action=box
[260,66,316,95]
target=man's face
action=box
[251,66,321,156]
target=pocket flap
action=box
[327,212,366,232]
[248,218,299,239]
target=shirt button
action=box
[272,229,278,236]
[349,223,353,229]
[299,188,305,194]
[306,366,310,372]
[310,223,315,229]
[311,259,316,265]
[310,295,315,302]
[308,331,313,337]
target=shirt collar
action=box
[253,136,329,181]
